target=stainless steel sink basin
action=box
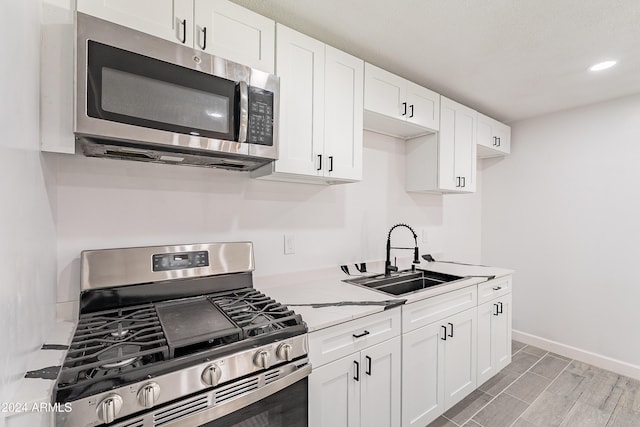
[343,269,464,296]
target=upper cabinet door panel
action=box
[77,0,194,46]
[438,99,457,191]
[477,113,511,157]
[324,46,364,181]
[406,81,440,131]
[194,0,275,73]
[274,24,325,176]
[453,102,477,192]
[364,63,406,120]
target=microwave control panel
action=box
[247,87,274,146]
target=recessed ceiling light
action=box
[589,60,617,71]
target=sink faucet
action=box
[385,223,420,277]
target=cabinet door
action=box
[361,337,401,427]
[438,97,477,192]
[77,0,193,46]
[274,24,325,176]
[443,308,477,409]
[477,300,497,385]
[477,113,510,157]
[406,82,440,131]
[324,46,364,181]
[194,0,274,73]
[364,63,407,120]
[402,323,444,427]
[494,294,512,371]
[493,120,511,155]
[309,354,360,427]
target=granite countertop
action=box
[256,261,514,333]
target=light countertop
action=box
[255,261,513,332]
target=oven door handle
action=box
[238,81,249,143]
[159,364,312,427]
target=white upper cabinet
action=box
[193,0,274,73]
[364,63,440,139]
[406,96,477,194]
[477,112,511,157]
[77,0,194,46]
[77,0,275,73]
[252,24,363,184]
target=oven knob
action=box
[96,394,123,424]
[254,350,271,369]
[201,363,222,387]
[137,382,161,408]
[277,343,293,361]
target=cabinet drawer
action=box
[477,276,512,305]
[309,308,401,368]
[402,286,477,333]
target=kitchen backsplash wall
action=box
[482,92,640,369]
[55,130,482,320]
[0,0,58,407]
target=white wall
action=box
[55,131,482,319]
[482,93,640,367]
[0,0,57,406]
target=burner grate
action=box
[59,304,169,386]
[211,288,304,337]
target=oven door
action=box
[84,40,241,142]
[203,377,308,427]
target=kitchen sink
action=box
[343,269,464,296]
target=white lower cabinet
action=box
[477,293,512,385]
[401,307,477,427]
[309,336,401,427]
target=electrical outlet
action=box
[284,234,295,255]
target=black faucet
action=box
[385,223,420,276]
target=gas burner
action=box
[97,344,141,369]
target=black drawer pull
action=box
[493,303,499,316]
[402,102,407,116]
[498,302,504,314]
[441,325,447,340]
[317,154,322,171]
[353,330,370,339]
[201,26,207,50]
[365,356,372,376]
[492,286,502,291]
[448,322,454,338]
[180,19,187,44]
[409,104,414,118]
[354,360,359,381]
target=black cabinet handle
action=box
[493,303,499,316]
[352,330,370,339]
[201,26,207,50]
[365,356,372,376]
[493,136,498,146]
[328,156,334,172]
[461,177,466,188]
[354,361,359,381]
[448,322,454,338]
[317,154,322,171]
[409,104,414,118]
[402,102,407,116]
[456,177,461,187]
[180,19,187,44]
[498,302,503,314]
[492,286,502,291]
[441,325,447,341]
[497,137,501,147]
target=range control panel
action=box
[247,87,274,146]
[152,251,209,272]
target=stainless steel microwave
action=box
[75,12,279,171]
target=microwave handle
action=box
[238,81,249,143]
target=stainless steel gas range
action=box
[55,242,309,427]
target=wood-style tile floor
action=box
[427,341,640,427]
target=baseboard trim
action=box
[512,329,640,381]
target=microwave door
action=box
[86,40,237,142]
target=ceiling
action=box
[232,0,640,123]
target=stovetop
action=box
[56,287,306,402]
